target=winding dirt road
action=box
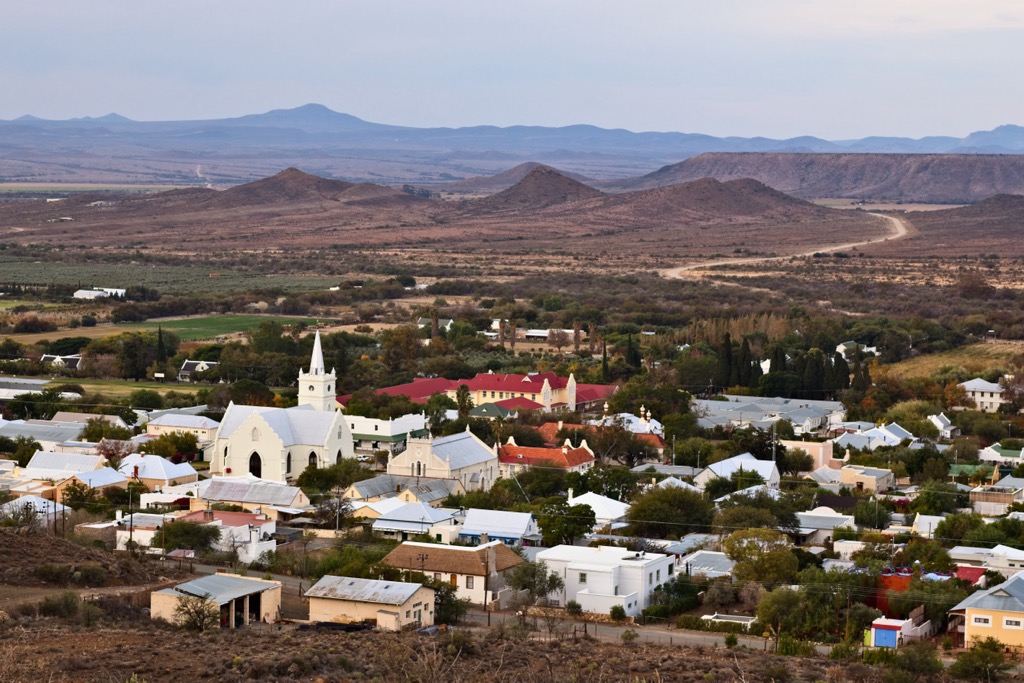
[661,212,911,279]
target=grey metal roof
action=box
[203,478,301,506]
[147,414,220,429]
[305,576,424,604]
[217,404,336,447]
[172,574,279,604]
[26,450,102,473]
[0,422,84,444]
[431,431,495,469]
[952,573,1024,613]
[460,509,534,539]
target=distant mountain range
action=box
[5,104,1024,192]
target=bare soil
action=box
[0,621,883,683]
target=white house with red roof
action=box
[497,437,595,478]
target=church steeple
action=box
[298,329,337,411]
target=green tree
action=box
[10,436,42,467]
[129,389,164,410]
[627,486,713,539]
[506,560,565,605]
[757,587,803,649]
[81,416,133,442]
[60,480,99,510]
[909,481,964,516]
[949,636,1013,681]
[174,592,220,631]
[145,431,200,463]
[455,383,473,419]
[538,501,595,545]
[723,528,798,588]
[889,641,943,682]
[714,333,733,389]
[154,520,221,553]
[427,578,470,625]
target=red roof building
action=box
[498,438,595,477]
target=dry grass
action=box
[887,340,1024,380]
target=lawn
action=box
[137,314,327,341]
[886,340,1023,380]
[72,378,204,398]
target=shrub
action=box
[609,605,627,622]
[777,634,815,657]
[620,629,639,646]
[565,600,582,617]
[72,563,108,586]
[724,633,738,649]
[39,591,80,618]
[173,593,220,631]
[34,563,70,585]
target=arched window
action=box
[415,461,422,477]
[251,428,260,441]
[249,452,262,478]
[336,449,342,464]
[286,452,292,474]
[309,451,317,468]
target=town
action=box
[2,288,1024,681]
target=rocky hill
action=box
[469,165,605,212]
[602,152,1024,203]
[440,161,595,193]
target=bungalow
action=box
[371,502,462,541]
[693,453,780,491]
[119,453,198,491]
[567,491,630,531]
[382,540,524,607]
[960,378,1007,414]
[175,509,277,564]
[840,464,896,493]
[177,360,219,382]
[928,413,960,440]
[306,576,435,630]
[40,354,82,371]
[0,494,68,525]
[791,506,855,545]
[192,477,311,522]
[54,467,128,504]
[145,414,220,442]
[949,571,1024,648]
[457,508,540,546]
[342,473,464,507]
[151,573,282,628]
[537,544,676,617]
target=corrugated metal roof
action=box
[173,574,279,604]
[203,478,300,506]
[306,576,425,604]
[459,508,534,539]
[26,450,101,473]
[218,404,337,448]
[74,467,127,488]
[431,431,495,469]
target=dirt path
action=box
[660,212,911,279]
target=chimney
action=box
[557,420,563,431]
[481,532,489,546]
[567,487,574,500]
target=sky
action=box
[2,1,1023,139]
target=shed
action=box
[305,576,434,630]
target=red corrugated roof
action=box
[460,372,567,392]
[498,444,595,469]
[537,422,588,446]
[955,565,988,585]
[494,396,545,410]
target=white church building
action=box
[207,331,354,483]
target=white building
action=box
[693,453,780,491]
[347,413,429,456]
[960,378,1006,413]
[537,544,676,617]
[387,429,498,492]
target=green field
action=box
[137,315,326,342]
[0,255,339,295]
[72,378,204,398]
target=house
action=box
[416,317,453,333]
[51,412,131,432]
[691,396,846,435]
[146,414,220,442]
[839,465,896,493]
[979,443,1024,465]
[791,506,855,545]
[950,545,1024,578]
[347,413,429,456]
[174,509,276,564]
[341,473,464,507]
[970,484,1024,516]
[350,497,408,521]
[928,413,960,440]
[119,453,198,490]
[678,550,735,579]
[536,544,676,617]
[911,513,946,539]
[0,421,87,451]
[306,576,435,630]
[387,429,498,492]
[0,494,68,525]
[949,571,1024,648]
[371,502,462,541]
[497,438,595,478]
[869,616,934,648]
[457,508,540,546]
[836,341,877,361]
[208,332,354,483]
[382,540,524,607]
[780,440,834,470]
[151,574,282,628]
[54,467,128,503]
[177,360,219,382]
[73,289,110,300]
[567,491,631,531]
[693,453,780,491]
[960,378,1007,414]
[40,354,82,371]
[193,477,311,521]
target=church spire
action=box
[309,329,325,376]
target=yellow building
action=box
[950,571,1024,648]
[305,576,434,631]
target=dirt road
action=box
[661,212,911,279]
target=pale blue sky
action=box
[3,1,1022,138]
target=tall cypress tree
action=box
[770,344,788,374]
[833,352,851,391]
[155,325,167,362]
[714,333,733,389]
[737,338,752,387]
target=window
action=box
[579,572,587,584]
[405,610,410,618]
[656,569,661,582]
[648,572,653,584]
[466,576,474,589]
[1006,618,1023,629]
[973,616,992,627]
[434,573,441,582]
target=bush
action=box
[609,605,627,622]
[72,563,108,587]
[34,563,70,585]
[620,629,639,646]
[724,633,738,649]
[777,634,816,657]
[39,591,80,618]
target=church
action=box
[207,331,354,484]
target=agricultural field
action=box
[886,340,1024,380]
[136,314,326,342]
[72,378,204,399]
[0,254,340,295]
[0,183,181,194]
